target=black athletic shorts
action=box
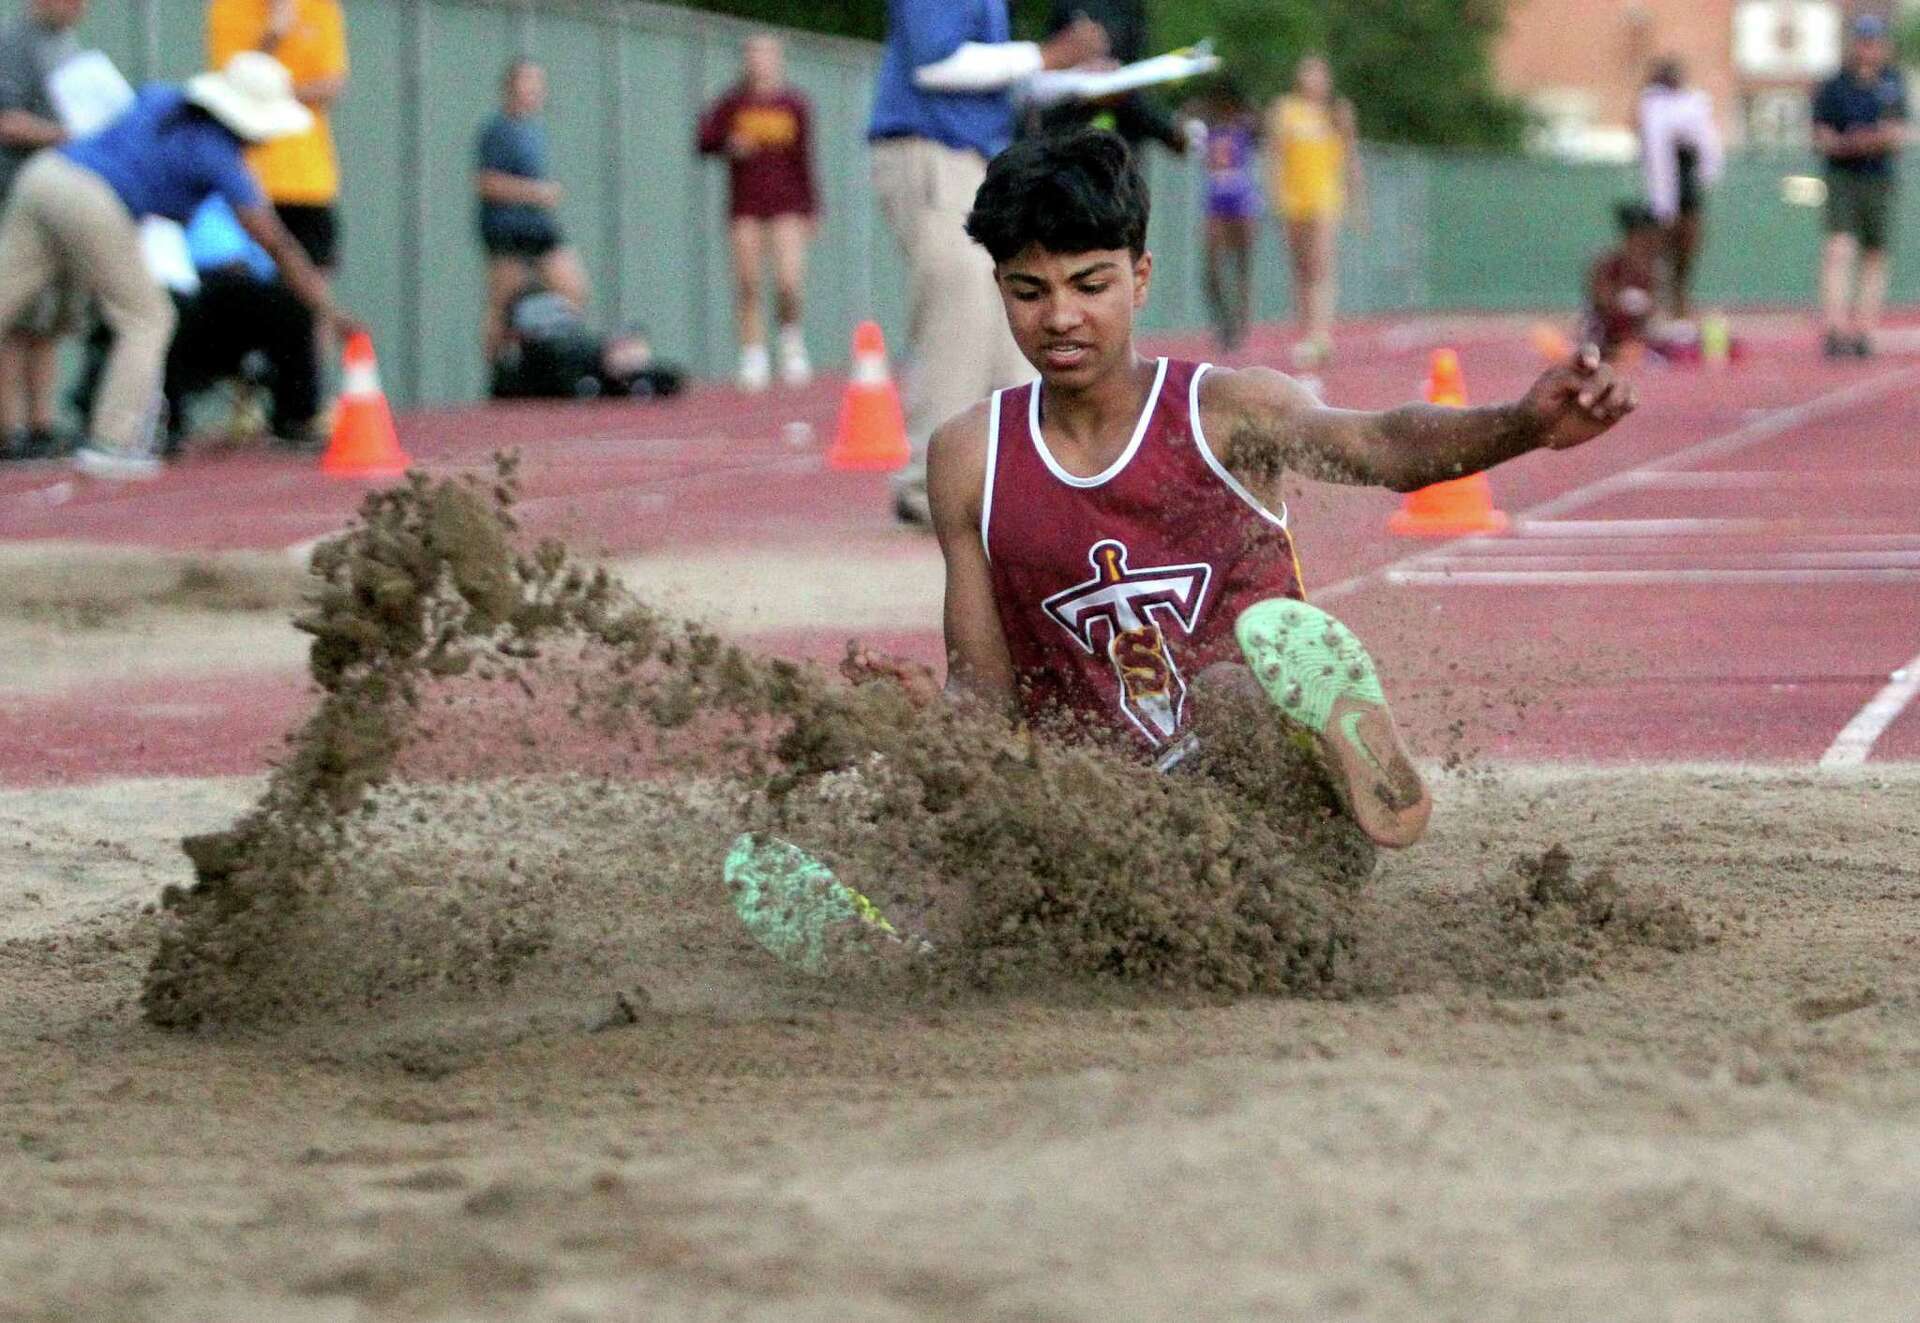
[482,225,565,261]
[275,203,340,270]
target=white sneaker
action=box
[737,344,771,393]
[73,445,161,482]
[777,326,812,387]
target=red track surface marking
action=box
[4,317,1917,784]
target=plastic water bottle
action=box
[1701,312,1731,367]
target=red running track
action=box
[1,316,1915,785]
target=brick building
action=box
[1496,0,1905,153]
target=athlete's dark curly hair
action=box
[965,128,1150,265]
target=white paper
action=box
[1021,43,1221,108]
[46,50,135,137]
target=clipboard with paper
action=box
[1021,40,1222,109]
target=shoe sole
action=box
[1234,599,1432,848]
[724,832,928,974]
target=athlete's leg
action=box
[1857,246,1890,344]
[1306,215,1339,347]
[728,217,767,352]
[0,335,26,436]
[769,214,813,386]
[1203,217,1233,348]
[1284,216,1316,340]
[1666,212,1700,320]
[483,255,530,365]
[1226,217,1255,351]
[768,214,809,329]
[872,138,1022,520]
[1232,598,1431,848]
[1820,232,1858,340]
[535,244,589,313]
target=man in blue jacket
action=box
[868,0,1107,524]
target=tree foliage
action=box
[1153,0,1526,149]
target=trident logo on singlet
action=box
[1041,539,1212,745]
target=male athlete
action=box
[922,129,1635,848]
[725,129,1635,971]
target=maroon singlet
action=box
[983,357,1305,758]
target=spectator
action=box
[0,51,354,480]
[74,196,320,454]
[490,285,684,402]
[1020,0,1191,156]
[1266,54,1362,370]
[1582,202,1663,365]
[1813,14,1908,359]
[207,0,349,402]
[475,58,586,367]
[1196,78,1259,352]
[0,0,86,462]
[697,34,820,392]
[869,0,1108,525]
[1638,57,1722,321]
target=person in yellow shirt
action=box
[207,0,346,270]
[1266,55,1362,370]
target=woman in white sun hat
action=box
[0,50,358,479]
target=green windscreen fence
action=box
[33,0,1920,405]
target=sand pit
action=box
[4,471,1918,1319]
[2,765,1918,1320]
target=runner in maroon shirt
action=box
[873,130,1637,848]
[697,34,820,392]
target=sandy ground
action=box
[3,760,1918,1323]
[0,541,938,698]
[4,539,1919,1322]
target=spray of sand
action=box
[142,462,1707,1036]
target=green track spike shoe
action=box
[1235,598,1432,848]
[724,833,929,975]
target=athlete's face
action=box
[996,244,1153,388]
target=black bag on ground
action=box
[491,290,686,401]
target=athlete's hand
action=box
[1522,344,1637,451]
[841,646,940,708]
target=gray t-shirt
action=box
[0,17,79,199]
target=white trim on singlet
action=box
[1027,356,1170,489]
[1188,361,1290,532]
[981,389,1003,562]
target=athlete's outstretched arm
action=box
[927,408,1020,713]
[1202,347,1636,494]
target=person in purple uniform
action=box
[1198,79,1259,352]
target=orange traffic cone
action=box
[827,321,909,472]
[1528,320,1573,364]
[1387,349,1509,538]
[321,331,411,479]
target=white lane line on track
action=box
[1312,364,1920,604]
[1518,517,1784,536]
[1386,568,1920,587]
[1821,652,1920,766]
[1614,468,1920,489]
[1410,551,1920,570]
[1458,537,1920,558]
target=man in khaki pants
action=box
[0,51,353,478]
[867,0,1106,524]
